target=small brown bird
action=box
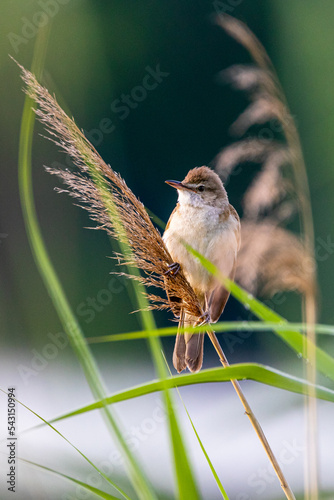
[163,166,240,373]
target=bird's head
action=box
[165,166,228,208]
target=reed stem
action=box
[207,329,296,500]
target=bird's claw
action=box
[164,262,181,276]
[197,311,211,326]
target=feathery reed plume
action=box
[213,15,316,297]
[213,138,289,182]
[241,150,292,220]
[214,15,318,499]
[220,64,277,94]
[236,221,315,297]
[14,60,203,323]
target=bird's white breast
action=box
[163,203,239,295]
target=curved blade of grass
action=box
[87,157,200,499]
[87,321,334,343]
[19,458,122,500]
[162,352,229,500]
[0,388,131,500]
[123,278,201,500]
[181,405,228,499]
[126,279,200,500]
[22,364,334,429]
[16,34,156,500]
[185,245,334,381]
[110,213,201,500]
[145,207,167,230]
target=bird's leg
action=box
[164,262,181,276]
[196,294,212,326]
[197,310,211,326]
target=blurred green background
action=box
[1,0,334,360]
[1,1,334,498]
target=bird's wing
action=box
[228,204,241,251]
[207,260,237,323]
[164,203,179,231]
[184,326,205,372]
[172,309,187,372]
[207,204,240,323]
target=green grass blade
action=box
[17,36,157,500]
[182,408,228,499]
[19,458,122,500]
[127,295,201,499]
[89,164,200,499]
[86,321,334,343]
[25,364,334,428]
[185,245,334,381]
[131,292,200,500]
[0,388,131,500]
[145,207,166,230]
[162,389,200,500]
[162,352,229,500]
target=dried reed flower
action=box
[15,60,203,322]
[242,149,292,219]
[219,64,277,95]
[236,221,315,296]
[214,15,316,298]
[214,14,273,71]
[213,138,287,181]
[229,96,288,137]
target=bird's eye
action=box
[197,185,205,192]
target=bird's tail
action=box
[173,309,204,373]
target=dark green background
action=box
[1,0,334,367]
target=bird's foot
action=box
[164,262,181,276]
[197,310,211,326]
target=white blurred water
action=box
[0,345,333,500]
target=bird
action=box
[163,166,240,373]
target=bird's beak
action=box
[165,180,195,192]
